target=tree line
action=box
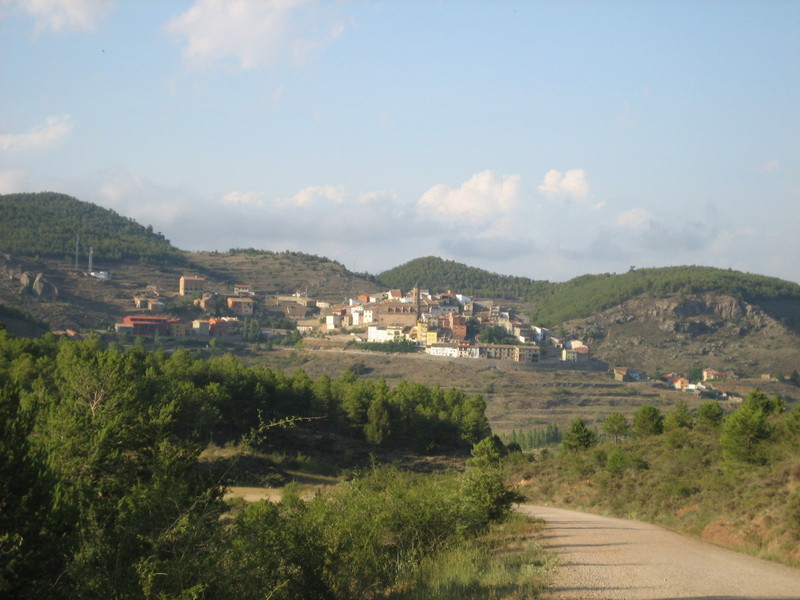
[500,424,562,450]
[0,328,517,598]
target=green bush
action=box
[695,401,723,429]
[720,403,773,464]
[562,418,598,451]
[633,405,664,437]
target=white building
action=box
[425,343,460,358]
[367,325,407,343]
[531,326,551,342]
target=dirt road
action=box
[521,505,800,600]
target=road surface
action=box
[521,505,800,600]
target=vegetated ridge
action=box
[0,192,182,263]
[527,266,800,326]
[377,255,551,300]
[0,193,381,331]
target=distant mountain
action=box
[1,193,798,379]
[376,256,553,300]
[0,192,181,263]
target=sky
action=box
[1,0,799,283]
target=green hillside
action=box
[0,192,181,263]
[376,256,553,300]
[530,266,800,326]
[378,258,800,327]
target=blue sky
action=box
[1,0,798,283]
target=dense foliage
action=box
[0,331,514,598]
[0,192,181,262]
[520,390,800,565]
[377,256,552,300]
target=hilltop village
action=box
[113,274,591,366]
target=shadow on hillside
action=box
[759,299,800,335]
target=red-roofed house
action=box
[118,315,170,336]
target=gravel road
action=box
[521,505,800,600]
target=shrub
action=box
[562,418,598,451]
[606,448,628,475]
[695,401,723,429]
[664,401,692,431]
[602,412,630,442]
[720,403,773,464]
[633,405,664,437]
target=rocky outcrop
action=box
[646,294,747,320]
[673,295,748,320]
[18,271,59,299]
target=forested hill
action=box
[0,192,181,263]
[530,266,800,325]
[376,256,554,300]
[377,257,800,326]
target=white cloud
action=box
[756,159,780,173]
[417,170,522,224]
[165,0,346,70]
[0,169,25,193]
[220,190,267,206]
[538,168,590,200]
[614,207,654,231]
[4,0,113,33]
[0,115,73,152]
[286,185,345,206]
[94,169,186,228]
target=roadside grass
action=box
[388,514,554,600]
[219,453,555,599]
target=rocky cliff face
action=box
[601,293,768,337]
[565,292,799,377]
